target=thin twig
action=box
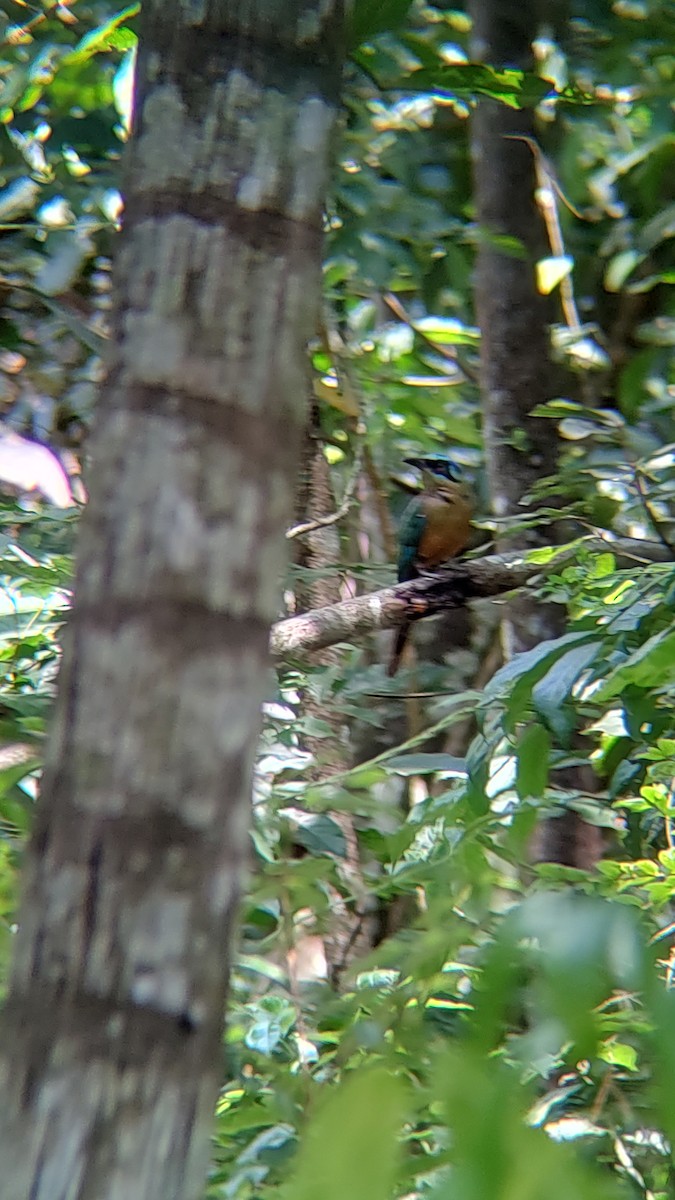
[574,518,666,564]
[505,134,583,334]
[286,442,364,540]
[382,292,480,384]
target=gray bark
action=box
[0,3,343,1198]
[470,0,557,655]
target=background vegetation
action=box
[0,1,673,1196]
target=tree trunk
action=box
[469,0,602,869]
[469,0,557,654]
[0,3,343,1198]
[292,432,375,983]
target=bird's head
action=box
[403,454,464,490]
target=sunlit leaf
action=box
[604,249,642,292]
[63,5,140,66]
[536,254,573,294]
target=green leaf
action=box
[291,813,347,858]
[591,553,616,579]
[413,316,480,345]
[287,1068,405,1200]
[604,249,643,292]
[645,987,675,1143]
[516,724,550,800]
[0,756,40,802]
[532,641,603,739]
[536,254,574,294]
[597,629,675,698]
[526,539,579,564]
[385,753,467,776]
[348,0,415,48]
[63,5,140,65]
[439,1045,616,1200]
[238,955,288,985]
[599,1039,639,1071]
[245,996,296,1056]
[636,317,675,346]
[400,63,552,108]
[484,632,595,700]
[513,894,644,1058]
[639,202,675,252]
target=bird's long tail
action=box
[388,620,411,677]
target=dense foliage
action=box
[0,1,674,1197]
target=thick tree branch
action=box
[271,538,669,661]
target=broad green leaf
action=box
[0,177,40,222]
[291,813,347,858]
[0,757,40,804]
[484,632,595,700]
[516,724,550,799]
[591,553,616,578]
[532,641,603,739]
[639,202,675,252]
[112,47,135,133]
[526,541,576,564]
[513,894,644,1058]
[238,955,288,985]
[636,317,675,346]
[604,249,642,292]
[287,1068,405,1200]
[597,629,675,698]
[599,1039,638,1071]
[559,417,597,439]
[440,1045,617,1200]
[385,753,466,776]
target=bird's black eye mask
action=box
[403,456,463,483]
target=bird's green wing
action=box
[397,498,426,582]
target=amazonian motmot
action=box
[388,454,474,676]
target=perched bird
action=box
[388,454,473,676]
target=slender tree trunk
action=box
[293,433,375,983]
[470,0,557,654]
[0,4,343,1198]
[469,0,602,868]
